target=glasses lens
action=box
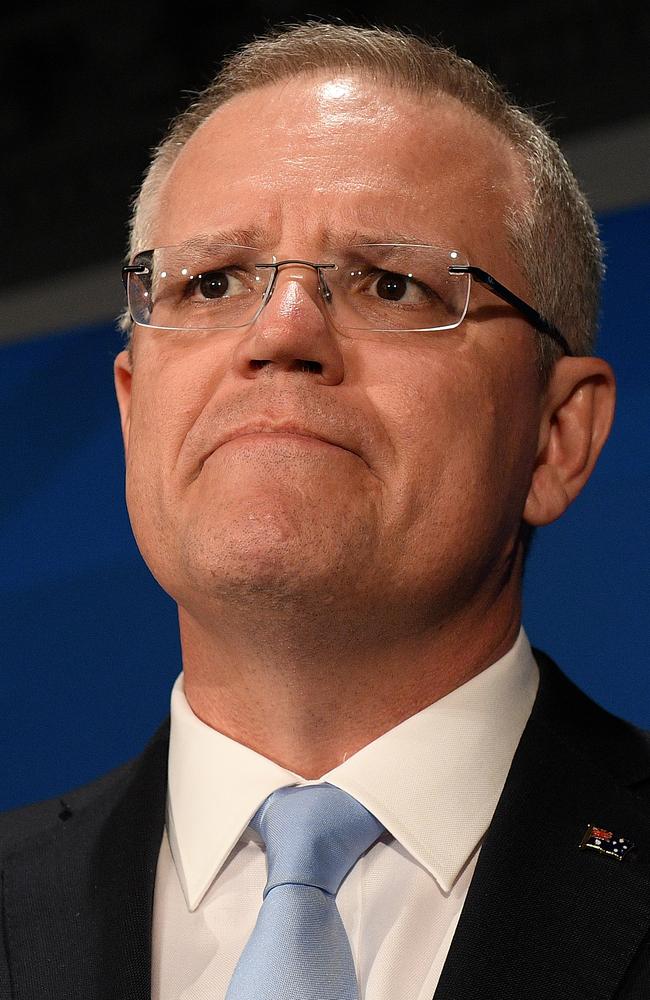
[127,239,271,331]
[330,245,470,333]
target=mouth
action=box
[200,422,361,470]
[221,430,342,450]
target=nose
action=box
[231,263,345,385]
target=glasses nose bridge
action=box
[258,258,334,313]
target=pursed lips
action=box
[206,422,360,463]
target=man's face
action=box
[114,74,543,632]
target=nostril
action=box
[248,359,322,374]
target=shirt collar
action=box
[167,627,539,910]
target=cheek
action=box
[367,346,537,540]
[124,346,221,528]
[129,338,227,461]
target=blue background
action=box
[1,203,648,811]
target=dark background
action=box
[1,4,648,811]
[3,0,649,292]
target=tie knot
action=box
[251,784,383,897]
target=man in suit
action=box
[2,21,649,1000]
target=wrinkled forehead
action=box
[153,73,528,266]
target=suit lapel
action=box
[4,656,650,999]
[2,720,169,1000]
[433,655,650,1000]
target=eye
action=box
[191,269,248,299]
[368,270,430,304]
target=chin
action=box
[176,512,348,605]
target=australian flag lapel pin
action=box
[580,825,635,861]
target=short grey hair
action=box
[119,22,603,377]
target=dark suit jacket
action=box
[2,651,650,999]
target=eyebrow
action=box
[165,226,272,253]
[319,228,456,252]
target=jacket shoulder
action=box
[0,718,170,858]
[533,648,650,793]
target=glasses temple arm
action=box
[121,263,151,291]
[449,265,573,356]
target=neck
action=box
[178,584,522,778]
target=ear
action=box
[524,356,616,527]
[113,349,133,454]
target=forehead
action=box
[155,73,526,263]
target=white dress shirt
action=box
[152,628,539,999]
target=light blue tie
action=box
[225,783,384,1000]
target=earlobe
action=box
[523,356,616,527]
[113,349,133,452]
